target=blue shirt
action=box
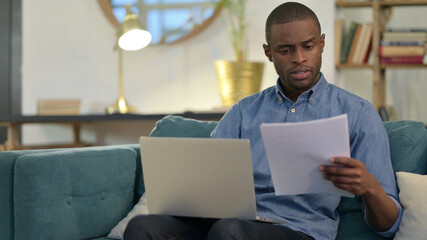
[210,73,402,240]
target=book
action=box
[340,22,359,64]
[379,45,425,57]
[381,41,425,46]
[386,28,427,33]
[347,24,363,64]
[357,23,373,64]
[380,56,424,64]
[351,23,367,64]
[334,19,346,66]
[382,32,427,42]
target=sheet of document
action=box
[260,114,354,197]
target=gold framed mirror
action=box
[98,0,222,45]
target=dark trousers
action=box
[123,215,314,240]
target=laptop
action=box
[139,136,284,223]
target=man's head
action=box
[263,2,324,101]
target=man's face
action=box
[263,19,325,101]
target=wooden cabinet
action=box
[336,0,427,110]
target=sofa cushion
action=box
[394,172,427,239]
[108,193,148,239]
[384,121,427,174]
[13,146,137,240]
[149,115,218,138]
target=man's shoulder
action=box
[326,83,370,108]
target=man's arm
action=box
[319,157,398,231]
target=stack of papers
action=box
[260,114,354,197]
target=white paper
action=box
[260,114,354,197]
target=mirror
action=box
[98,0,222,45]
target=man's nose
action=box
[292,47,307,64]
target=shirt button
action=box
[309,98,314,103]
[291,108,296,113]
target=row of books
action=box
[380,28,427,65]
[335,20,373,65]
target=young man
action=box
[124,2,401,239]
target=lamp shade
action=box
[118,6,152,51]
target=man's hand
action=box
[319,157,398,232]
[319,157,377,196]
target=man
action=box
[124,2,401,239]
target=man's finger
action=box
[330,157,360,167]
[320,165,361,177]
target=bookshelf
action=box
[336,0,427,110]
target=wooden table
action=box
[0,112,224,151]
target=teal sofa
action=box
[1,115,426,240]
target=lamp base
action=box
[106,96,136,114]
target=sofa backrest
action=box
[144,115,427,177]
[384,120,427,175]
[0,148,65,240]
[0,146,137,240]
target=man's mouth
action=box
[290,70,311,80]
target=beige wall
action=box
[21,0,425,146]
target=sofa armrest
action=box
[13,146,137,240]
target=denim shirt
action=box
[210,73,402,240]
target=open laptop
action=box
[139,136,284,223]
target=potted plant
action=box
[215,0,264,107]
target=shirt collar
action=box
[275,72,328,104]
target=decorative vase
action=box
[215,60,264,107]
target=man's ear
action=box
[263,43,273,62]
[320,34,325,53]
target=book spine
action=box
[362,38,372,64]
[379,45,425,57]
[382,32,427,41]
[380,41,425,46]
[386,28,427,33]
[334,20,345,66]
[358,23,373,64]
[340,22,359,64]
[347,24,363,64]
[380,56,424,64]
[353,23,369,64]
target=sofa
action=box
[1,115,426,240]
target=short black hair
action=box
[265,2,321,44]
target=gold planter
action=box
[215,61,264,107]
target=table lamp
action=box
[107,6,152,114]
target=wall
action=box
[21,0,425,146]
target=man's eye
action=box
[305,45,313,49]
[280,49,290,54]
